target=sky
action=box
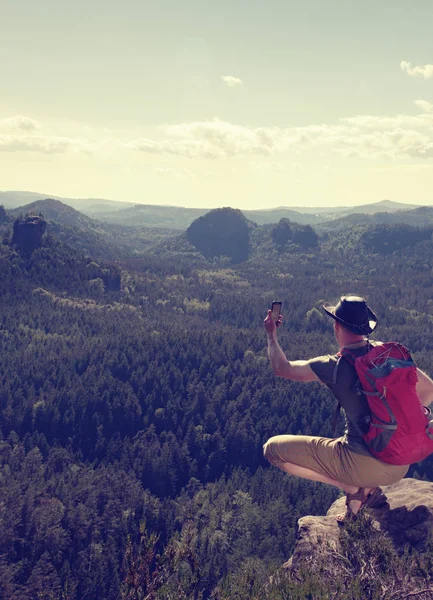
[1,0,433,209]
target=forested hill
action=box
[4,199,177,259]
[8,198,431,263]
[0,208,433,598]
[10,198,98,229]
[317,205,433,232]
[1,190,425,228]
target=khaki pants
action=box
[263,435,409,488]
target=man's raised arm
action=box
[264,310,320,382]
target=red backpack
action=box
[340,342,433,465]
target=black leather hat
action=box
[323,295,378,335]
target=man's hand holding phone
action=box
[264,301,282,336]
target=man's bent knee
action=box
[263,436,284,465]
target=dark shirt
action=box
[307,343,377,456]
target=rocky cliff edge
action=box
[283,478,433,599]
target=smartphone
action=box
[271,301,282,323]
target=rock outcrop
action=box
[12,214,47,255]
[271,218,318,249]
[285,478,433,573]
[280,478,433,599]
[186,207,250,264]
[102,265,121,291]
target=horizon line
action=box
[1,190,430,212]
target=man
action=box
[263,295,433,521]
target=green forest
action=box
[1,201,433,599]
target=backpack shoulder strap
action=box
[340,347,358,367]
[330,345,370,437]
[331,403,341,436]
[331,355,343,436]
[332,354,343,384]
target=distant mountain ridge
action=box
[0,191,135,214]
[1,190,429,229]
[3,196,433,266]
[317,205,433,232]
[284,199,419,216]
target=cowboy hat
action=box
[323,295,378,335]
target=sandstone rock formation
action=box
[12,214,47,255]
[102,265,121,291]
[271,218,318,249]
[186,207,250,263]
[285,478,433,573]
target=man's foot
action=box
[336,487,384,524]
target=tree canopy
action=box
[0,206,432,598]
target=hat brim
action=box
[323,305,378,335]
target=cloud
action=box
[0,134,90,154]
[400,61,433,79]
[126,109,433,162]
[0,116,40,132]
[340,114,433,128]
[414,99,433,113]
[127,119,284,159]
[0,114,92,154]
[221,75,243,87]
[126,138,207,158]
[3,108,433,164]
